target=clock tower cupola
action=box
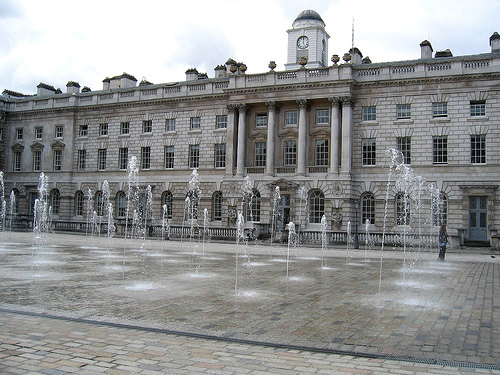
[285,10,330,70]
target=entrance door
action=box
[275,194,290,231]
[469,196,487,241]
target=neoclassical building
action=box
[1,10,499,247]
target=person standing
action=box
[438,224,448,261]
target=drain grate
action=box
[2,307,499,371]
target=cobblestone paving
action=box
[0,232,499,374]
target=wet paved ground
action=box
[0,231,499,374]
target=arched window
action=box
[75,191,84,216]
[396,192,410,225]
[95,191,103,216]
[432,192,448,226]
[116,191,126,218]
[309,190,324,223]
[361,193,375,225]
[50,189,60,215]
[246,189,261,222]
[212,192,223,221]
[162,191,173,220]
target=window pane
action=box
[315,140,328,166]
[396,104,411,119]
[285,111,298,126]
[362,106,376,121]
[362,138,376,166]
[256,114,267,127]
[254,142,266,167]
[316,109,329,125]
[216,115,227,129]
[284,141,297,166]
[164,146,174,169]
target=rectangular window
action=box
[77,149,86,171]
[119,147,128,170]
[284,141,297,166]
[164,146,174,169]
[316,109,329,125]
[190,117,201,130]
[120,121,129,135]
[165,118,176,132]
[142,120,152,133]
[214,143,226,168]
[35,127,43,139]
[254,142,266,167]
[285,111,298,126]
[256,114,268,127]
[16,128,23,140]
[189,145,200,168]
[33,150,41,171]
[99,123,108,136]
[432,102,447,117]
[362,138,376,166]
[362,106,376,121]
[98,149,107,170]
[396,104,411,119]
[55,125,63,138]
[13,151,21,171]
[141,146,151,169]
[315,140,329,166]
[432,136,448,164]
[53,149,62,171]
[397,136,411,164]
[216,115,227,129]
[470,100,485,117]
[471,135,486,164]
[79,125,88,137]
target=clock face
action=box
[297,36,309,49]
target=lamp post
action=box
[354,198,359,249]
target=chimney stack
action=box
[66,81,80,94]
[490,32,500,53]
[349,47,363,64]
[420,40,433,59]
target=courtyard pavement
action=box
[0,231,499,374]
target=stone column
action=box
[265,101,278,176]
[297,99,307,176]
[236,104,247,177]
[341,96,354,175]
[329,97,341,175]
[225,104,237,176]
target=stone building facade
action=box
[1,10,499,247]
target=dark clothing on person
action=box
[438,225,448,261]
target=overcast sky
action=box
[1,0,498,95]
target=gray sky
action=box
[1,0,498,95]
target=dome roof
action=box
[294,10,324,24]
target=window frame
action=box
[142,120,153,133]
[33,150,42,172]
[98,149,107,171]
[77,149,86,171]
[120,121,130,135]
[213,191,223,221]
[214,143,226,169]
[119,147,129,170]
[190,117,201,130]
[256,114,268,127]
[309,190,325,224]
[99,123,108,136]
[396,104,411,119]
[285,110,298,126]
[35,127,43,139]
[216,115,227,129]
[15,128,23,140]
[141,146,151,170]
[432,102,448,117]
[361,193,375,225]
[284,140,297,166]
[432,136,448,164]
[316,109,330,125]
[79,124,88,137]
[315,139,329,166]
[53,149,62,171]
[165,118,176,132]
[362,106,376,122]
[13,151,22,171]
[254,141,266,167]
[470,134,486,164]
[189,144,200,169]
[470,100,485,117]
[396,136,411,164]
[55,125,63,138]
[362,138,376,166]
[164,145,174,169]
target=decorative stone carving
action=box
[269,61,277,70]
[332,210,343,230]
[331,54,340,64]
[342,53,351,63]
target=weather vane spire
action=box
[352,17,355,50]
